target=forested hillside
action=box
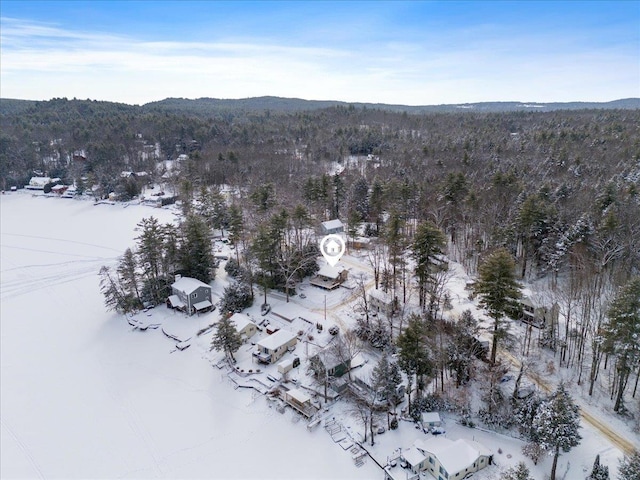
[3,96,640,456]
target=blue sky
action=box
[1,1,638,105]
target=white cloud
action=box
[1,17,637,105]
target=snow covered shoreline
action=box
[1,192,633,479]
[0,193,378,479]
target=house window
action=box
[429,457,434,464]
[191,292,197,299]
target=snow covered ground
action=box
[1,192,634,479]
[0,193,378,479]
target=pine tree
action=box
[604,277,640,412]
[618,450,640,480]
[588,454,609,480]
[473,248,522,363]
[396,315,433,411]
[502,462,533,480]
[411,221,446,311]
[218,281,253,314]
[135,216,170,305]
[99,265,129,313]
[178,214,215,284]
[532,383,582,480]
[116,248,142,310]
[211,315,243,362]
[371,352,402,413]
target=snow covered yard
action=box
[0,193,378,479]
[2,192,635,480]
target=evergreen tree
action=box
[99,265,129,313]
[116,248,142,309]
[227,204,244,263]
[135,217,170,305]
[532,384,582,480]
[473,248,522,363]
[178,214,215,284]
[411,221,446,311]
[396,315,433,411]
[604,277,640,412]
[588,454,609,480]
[196,185,228,236]
[618,450,640,480]
[218,281,253,314]
[211,315,243,362]
[502,462,533,480]
[371,352,402,411]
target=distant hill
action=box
[2,96,639,118]
[142,96,640,115]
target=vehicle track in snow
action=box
[501,349,639,456]
[1,418,45,479]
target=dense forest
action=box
[2,97,640,445]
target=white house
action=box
[253,329,297,364]
[229,313,257,340]
[401,437,492,479]
[25,176,51,190]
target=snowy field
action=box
[0,193,378,479]
[1,192,635,480]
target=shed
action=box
[277,356,300,374]
[421,412,442,428]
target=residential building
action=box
[229,313,257,340]
[167,276,213,315]
[310,264,348,290]
[320,219,344,235]
[253,329,297,364]
[400,437,492,480]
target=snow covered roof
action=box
[167,295,185,309]
[172,277,211,294]
[414,437,490,475]
[317,264,344,279]
[421,412,441,424]
[29,176,51,186]
[402,446,426,467]
[321,219,343,230]
[286,388,310,404]
[229,313,255,332]
[257,329,297,351]
[369,288,393,304]
[193,300,213,311]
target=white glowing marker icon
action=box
[320,234,346,267]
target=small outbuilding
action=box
[283,387,317,417]
[421,412,442,428]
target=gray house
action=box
[167,276,213,315]
[320,219,344,235]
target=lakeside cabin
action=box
[283,387,318,418]
[310,264,348,290]
[253,329,297,364]
[229,313,257,341]
[399,437,492,480]
[167,276,213,315]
